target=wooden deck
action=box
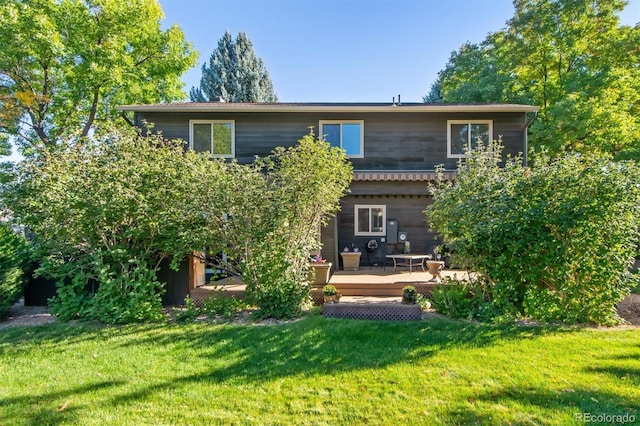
[189,267,468,306]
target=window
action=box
[447,120,493,158]
[319,120,364,158]
[189,120,235,158]
[355,204,385,236]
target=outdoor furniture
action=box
[385,254,432,273]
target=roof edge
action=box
[118,102,539,114]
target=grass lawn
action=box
[0,316,638,425]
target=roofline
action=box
[118,102,540,114]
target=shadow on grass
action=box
[448,385,639,424]
[99,317,572,406]
[0,322,109,355]
[0,316,585,418]
[0,380,124,426]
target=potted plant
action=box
[309,255,332,285]
[340,246,361,270]
[402,285,418,305]
[322,284,341,303]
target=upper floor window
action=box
[319,120,364,158]
[355,204,386,236]
[447,120,492,158]
[189,120,235,158]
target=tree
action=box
[0,0,197,153]
[426,0,640,158]
[190,31,278,103]
[218,132,352,319]
[425,142,640,325]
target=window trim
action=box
[189,119,235,158]
[319,120,364,158]
[447,119,493,158]
[354,204,386,236]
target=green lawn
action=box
[0,316,638,425]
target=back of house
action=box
[119,101,538,271]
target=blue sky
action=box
[160,0,640,103]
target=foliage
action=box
[426,0,640,158]
[190,31,278,102]
[218,132,352,319]
[0,0,197,152]
[2,126,228,323]
[430,278,498,322]
[172,296,200,323]
[426,142,640,325]
[0,223,28,317]
[402,285,417,304]
[322,285,337,296]
[416,293,431,311]
[402,286,417,298]
[199,291,247,319]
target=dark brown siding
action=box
[334,182,439,269]
[135,111,527,170]
[320,217,338,271]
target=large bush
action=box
[426,143,640,325]
[3,127,228,323]
[0,223,28,317]
[219,133,352,319]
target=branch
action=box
[81,88,100,137]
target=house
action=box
[119,101,538,282]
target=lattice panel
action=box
[323,303,422,321]
[310,290,324,306]
[189,288,245,307]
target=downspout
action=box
[523,111,538,167]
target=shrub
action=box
[402,285,418,304]
[172,296,200,323]
[322,285,337,295]
[200,290,247,319]
[222,132,352,319]
[0,224,28,317]
[3,127,229,324]
[431,280,475,320]
[426,142,640,325]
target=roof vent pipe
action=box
[398,94,401,105]
[392,96,396,106]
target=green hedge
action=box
[0,224,27,317]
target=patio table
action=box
[385,254,432,273]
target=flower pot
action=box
[309,262,332,285]
[402,295,417,305]
[426,260,445,283]
[323,293,341,304]
[340,252,361,271]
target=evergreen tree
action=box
[190,31,278,102]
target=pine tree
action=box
[190,31,278,102]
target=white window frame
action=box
[354,204,386,236]
[189,119,235,158]
[319,120,364,158]
[447,120,493,158]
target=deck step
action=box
[323,301,422,321]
